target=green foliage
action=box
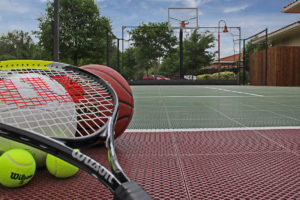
[197,74,212,80]
[183,30,216,76]
[160,30,216,77]
[0,30,40,60]
[34,0,110,65]
[210,73,219,80]
[0,54,16,61]
[129,22,177,74]
[135,46,152,74]
[244,39,267,71]
[159,49,179,76]
[197,71,236,80]
[121,47,139,80]
[219,71,236,80]
[246,39,267,55]
[237,69,249,84]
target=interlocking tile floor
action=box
[0,129,299,199]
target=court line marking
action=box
[241,102,300,123]
[126,126,300,132]
[205,104,300,157]
[203,86,264,97]
[260,97,300,109]
[158,87,172,129]
[158,88,191,199]
[135,95,300,98]
[135,96,261,98]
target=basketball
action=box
[80,64,134,138]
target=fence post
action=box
[53,0,59,61]
[265,28,268,86]
[117,38,120,72]
[243,39,246,85]
[106,28,110,67]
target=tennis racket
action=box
[0,60,151,200]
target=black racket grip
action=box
[114,181,152,200]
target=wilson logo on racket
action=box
[72,150,113,184]
[0,74,84,107]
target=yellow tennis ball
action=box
[46,149,79,178]
[0,136,11,155]
[0,137,46,168]
[0,149,36,188]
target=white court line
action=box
[135,96,261,98]
[159,87,172,129]
[126,126,300,133]
[203,86,264,97]
[135,95,300,98]
[241,102,300,123]
[205,104,300,156]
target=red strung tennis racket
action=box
[0,60,151,199]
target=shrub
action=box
[219,71,236,80]
[197,74,212,80]
[197,71,236,80]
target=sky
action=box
[0,0,299,58]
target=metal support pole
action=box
[243,39,246,85]
[265,28,268,86]
[217,20,228,80]
[106,29,110,67]
[238,27,241,85]
[53,0,59,61]
[117,38,120,72]
[179,28,183,79]
[122,26,124,70]
[218,28,220,80]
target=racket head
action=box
[0,60,152,199]
[0,60,119,147]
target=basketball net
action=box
[180,21,189,29]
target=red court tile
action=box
[0,129,299,199]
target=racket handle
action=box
[114,181,152,200]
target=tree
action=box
[129,22,177,75]
[0,30,40,60]
[160,30,216,77]
[35,0,111,65]
[121,47,140,80]
[183,30,216,76]
[159,49,179,77]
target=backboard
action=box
[168,8,198,30]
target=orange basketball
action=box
[80,64,134,138]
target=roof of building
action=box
[213,53,242,63]
[253,21,300,44]
[282,0,300,13]
[204,53,242,69]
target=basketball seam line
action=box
[119,100,134,108]
[86,68,133,97]
[118,115,131,120]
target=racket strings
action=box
[0,68,114,139]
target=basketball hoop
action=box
[180,21,189,29]
[168,8,199,80]
[168,8,198,30]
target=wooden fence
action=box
[249,46,300,86]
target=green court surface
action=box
[129,86,300,130]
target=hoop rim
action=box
[168,7,198,30]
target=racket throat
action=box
[72,150,114,184]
